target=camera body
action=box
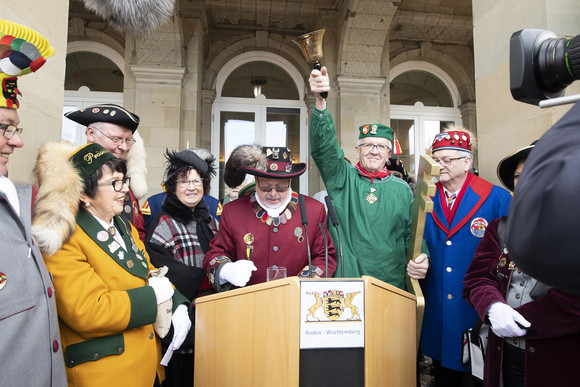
[510,29,580,105]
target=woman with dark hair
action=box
[463,141,580,387]
[145,148,219,387]
[31,142,191,387]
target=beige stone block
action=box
[150,127,180,149]
[135,87,153,107]
[151,87,182,108]
[137,106,166,128]
[163,107,181,128]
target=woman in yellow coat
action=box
[32,142,191,387]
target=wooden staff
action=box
[406,154,440,352]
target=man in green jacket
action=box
[309,67,429,289]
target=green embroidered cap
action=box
[69,143,115,181]
[359,123,394,142]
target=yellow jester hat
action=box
[0,19,55,109]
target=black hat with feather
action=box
[164,148,216,184]
[224,145,306,188]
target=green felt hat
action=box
[359,123,394,142]
[68,143,115,181]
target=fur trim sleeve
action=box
[126,131,148,200]
[32,141,82,257]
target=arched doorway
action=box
[62,42,125,146]
[389,62,462,174]
[211,52,308,199]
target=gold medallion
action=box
[126,260,134,269]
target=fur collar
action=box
[161,193,209,225]
[32,141,82,257]
[125,131,148,200]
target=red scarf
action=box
[355,162,390,183]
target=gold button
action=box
[520,281,525,286]
[529,347,536,353]
[149,333,154,340]
[515,293,521,299]
[446,240,452,246]
[93,353,99,359]
[446,267,452,272]
[447,294,453,300]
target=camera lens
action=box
[511,29,580,105]
[537,35,580,94]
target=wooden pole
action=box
[406,154,440,351]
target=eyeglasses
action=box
[177,179,203,188]
[358,143,392,152]
[0,123,23,139]
[99,176,131,192]
[433,156,467,166]
[258,184,291,193]
[94,128,136,146]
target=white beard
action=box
[256,190,293,218]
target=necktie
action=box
[446,192,457,212]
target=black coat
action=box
[506,101,580,295]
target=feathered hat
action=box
[164,148,216,182]
[0,19,55,108]
[224,145,306,188]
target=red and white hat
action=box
[431,130,472,153]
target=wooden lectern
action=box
[194,276,416,386]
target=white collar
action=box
[0,176,20,215]
[255,189,293,218]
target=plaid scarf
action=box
[148,193,217,268]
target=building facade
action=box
[4,0,579,199]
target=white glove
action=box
[407,253,429,279]
[148,276,174,305]
[219,260,257,287]
[487,302,531,338]
[171,304,192,350]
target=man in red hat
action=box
[0,19,67,386]
[203,145,337,289]
[64,104,148,241]
[418,128,512,386]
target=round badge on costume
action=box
[126,260,134,269]
[0,272,6,290]
[294,227,303,237]
[470,217,488,238]
[97,231,109,242]
[243,233,254,244]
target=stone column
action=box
[336,76,387,164]
[124,18,186,196]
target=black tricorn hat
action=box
[224,145,306,188]
[497,141,537,191]
[64,104,140,133]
